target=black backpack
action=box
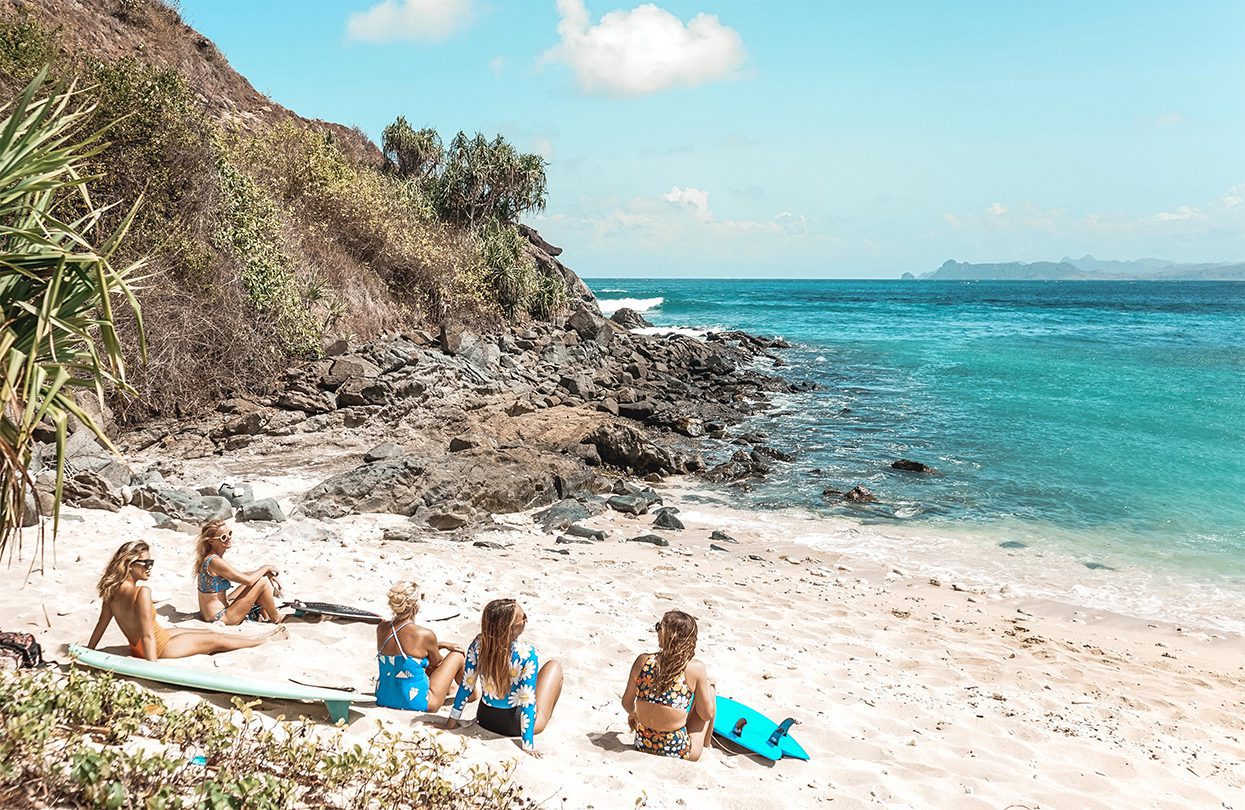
[0,632,44,669]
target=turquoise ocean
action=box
[588,279,1245,629]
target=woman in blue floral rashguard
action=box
[445,599,564,755]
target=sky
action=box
[176,0,1245,278]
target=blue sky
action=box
[178,0,1245,278]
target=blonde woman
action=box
[193,520,283,625]
[375,581,468,712]
[445,599,563,756]
[87,541,278,660]
[621,610,716,761]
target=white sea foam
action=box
[631,325,716,338]
[598,288,628,293]
[597,296,663,316]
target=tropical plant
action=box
[436,132,547,228]
[382,115,442,183]
[0,68,145,560]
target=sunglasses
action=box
[134,559,155,570]
[654,621,662,633]
[216,532,233,542]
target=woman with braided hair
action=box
[622,610,716,760]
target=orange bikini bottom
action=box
[128,623,172,659]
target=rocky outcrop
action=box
[610,308,653,330]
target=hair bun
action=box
[387,581,421,618]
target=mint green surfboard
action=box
[68,644,369,723]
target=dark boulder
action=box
[565,523,607,541]
[567,305,614,346]
[584,424,683,476]
[535,499,592,531]
[607,495,649,515]
[844,485,877,503]
[709,530,737,543]
[652,510,685,531]
[892,459,934,473]
[627,534,669,547]
[610,308,653,330]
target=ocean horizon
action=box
[587,278,1245,631]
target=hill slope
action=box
[0,0,592,423]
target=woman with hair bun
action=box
[446,599,563,756]
[622,610,716,761]
[375,581,468,712]
[87,541,279,660]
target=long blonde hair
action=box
[652,610,698,692]
[478,599,523,695]
[192,519,228,578]
[98,541,150,602]
[387,581,421,621]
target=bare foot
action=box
[266,625,289,641]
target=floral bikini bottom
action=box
[634,722,692,759]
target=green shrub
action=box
[0,667,532,809]
[215,153,321,356]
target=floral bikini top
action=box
[196,554,231,594]
[635,653,693,710]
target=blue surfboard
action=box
[713,696,810,761]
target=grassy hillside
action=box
[0,0,576,423]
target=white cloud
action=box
[1153,111,1185,127]
[660,186,711,221]
[543,0,746,97]
[346,0,474,43]
[488,55,505,75]
[1154,205,1204,222]
[987,202,1008,217]
[1221,184,1243,208]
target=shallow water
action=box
[591,279,1245,626]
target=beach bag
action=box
[0,631,43,669]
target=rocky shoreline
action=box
[43,299,814,538]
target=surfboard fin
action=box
[767,718,798,747]
[731,717,748,737]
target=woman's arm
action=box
[688,660,715,722]
[419,628,443,669]
[621,654,647,716]
[517,645,539,752]
[445,637,479,729]
[136,588,159,662]
[208,555,276,587]
[86,601,114,649]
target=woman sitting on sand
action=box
[87,541,279,660]
[193,519,284,625]
[621,610,716,761]
[445,599,563,756]
[376,581,469,712]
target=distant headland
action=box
[917,256,1245,281]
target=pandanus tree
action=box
[0,68,145,559]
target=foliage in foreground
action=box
[0,667,531,809]
[0,69,144,558]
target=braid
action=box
[652,610,698,692]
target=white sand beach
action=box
[3,461,1242,810]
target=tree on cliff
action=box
[382,120,547,230]
[0,70,145,558]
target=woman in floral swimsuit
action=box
[446,599,563,755]
[622,610,716,761]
